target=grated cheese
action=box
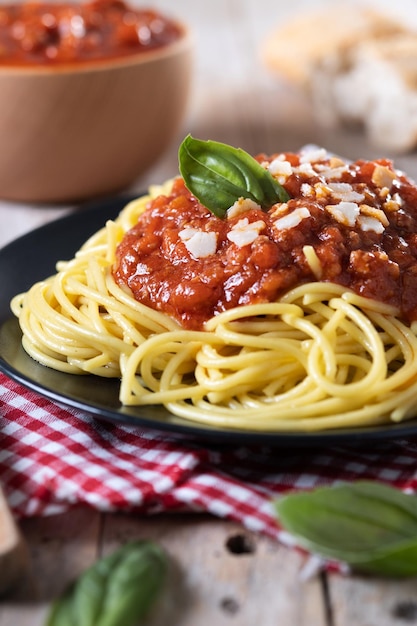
[270,202,289,218]
[372,164,397,190]
[383,198,401,212]
[226,197,262,219]
[269,158,293,179]
[357,215,385,234]
[227,217,266,247]
[293,162,316,177]
[325,201,360,226]
[301,183,314,197]
[314,182,332,199]
[327,182,365,203]
[314,164,349,180]
[179,228,218,258]
[359,204,389,227]
[299,146,328,164]
[274,207,311,231]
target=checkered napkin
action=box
[1,371,417,572]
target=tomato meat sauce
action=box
[0,0,182,65]
[113,149,417,330]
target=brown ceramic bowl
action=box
[0,22,193,203]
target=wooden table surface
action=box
[1,1,417,624]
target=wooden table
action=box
[1,1,417,623]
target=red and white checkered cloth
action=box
[1,371,417,570]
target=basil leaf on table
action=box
[178,134,290,217]
[46,540,167,626]
[275,481,417,577]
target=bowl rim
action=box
[0,21,193,76]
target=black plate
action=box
[1,196,417,445]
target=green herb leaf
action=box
[178,134,290,217]
[46,540,167,626]
[275,481,417,577]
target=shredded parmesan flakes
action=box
[226,197,262,219]
[314,182,332,199]
[299,146,328,164]
[293,162,317,178]
[227,218,266,247]
[357,215,385,234]
[392,193,403,206]
[329,157,346,168]
[383,199,401,212]
[301,183,314,197]
[270,203,289,218]
[383,192,403,213]
[314,165,348,180]
[359,204,389,227]
[378,186,390,199]
[269,158,293,179]
[372,164,397,190]
[274,207,311,231]
[325,202,360,227]
[179,228,218,258]
[327,182,365,203]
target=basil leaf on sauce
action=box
[178,134,290,217]
[275,481,417,577]
[46,540,167,626]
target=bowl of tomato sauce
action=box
[0,0,193,203]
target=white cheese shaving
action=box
[327,182,365,203]
[226,197,262,219]
[357,215,385,233]
[293,162,317,177]
[392,192,403,207]
[301,183,314,197]
[299,146,328,164]
[371,164,397,190]
[359,204,389,227]
[269,158,293,179]
[314,182,331,199]
[270,202,289,218]
[227,218,266,247]
[179,228,218,258]
[274,207,311,231]
[325,201,360,226]
[314,165,349,179]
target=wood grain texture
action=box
[328,575,417,626]
[2,509,417,626]
[103,512,328,626]
[0,507,101,626]
[0,486,27,595]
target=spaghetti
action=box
[11,145,417,432]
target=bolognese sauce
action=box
[113,147,417,330]
[0,0,182,65]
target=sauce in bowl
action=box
[0,0,183,66]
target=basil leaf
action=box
[275,481,417,577]
[46,540,167,626]
[178,134,290,217]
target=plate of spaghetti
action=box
[2,136,417,444]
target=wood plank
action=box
[328,574,417,626]
[0,507,101,626]
[0,486,28,595]
[102,512,329,626]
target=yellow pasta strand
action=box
[10,185,417,433]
